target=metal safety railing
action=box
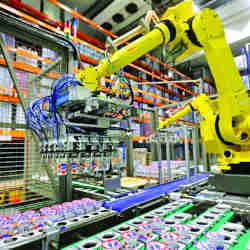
[0,31,63,210]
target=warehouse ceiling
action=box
[60,0,228,38]
[59,0,97,13]
[196,0,229,8]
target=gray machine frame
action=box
[0,11,137,204]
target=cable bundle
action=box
[26,95,53,142]
[27,74,82,144]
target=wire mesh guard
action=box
[0,33,59,210]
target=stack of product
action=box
[134,160,185,179]
[0,198,101,240]
[64,199,246,250]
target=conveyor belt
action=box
[72,181,105,191]
[103,173,209,212]
[72,181,139,199]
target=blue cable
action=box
[27,74,84,144]
[51,74,81,144]
[27,96,53,142]
[27,108,43,141]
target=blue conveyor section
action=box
[103,173,209,212]
[108,189,139,199]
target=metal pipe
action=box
[66,157,72,202]
[151,108,159,161]
[126,119,134,177]
[101,144,105,194]
[192,113,199,177]
[159,99,192,109]
[159,126,193,132]
[65,121,107,129]
[166,138,172,181]
[137,79,200,85]
[184,126,190,184]
[201,144,208,172]
[107,25,145,48]
[201,0,217,8]
[68,113,123,123]
[156,132,163,184]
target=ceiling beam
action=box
[83,0,114,19]
[201,0,228,9]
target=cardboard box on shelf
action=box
[146,152,152,166]
[133,148,148,165]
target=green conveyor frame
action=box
[62,202,194,249]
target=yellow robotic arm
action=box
[158,2,250,172]
[76,0,197,91]
[76,21,173,91]
[77,0,250,172]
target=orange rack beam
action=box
[6,0,104,49]
[0,58,60,79]
[0,129,25,139]
[0,94,19,104]
[6,46,53,64]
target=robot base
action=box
[209,174,250,195]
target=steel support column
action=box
[156,132,163,184]
[192,113,199,177]
[166,138,172,181]
[126,119,134,177]
[184,126,190,184]
[151,108,159,161]
[202,144,209,172]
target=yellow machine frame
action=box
[77,0,250,173]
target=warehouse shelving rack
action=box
[0,10,76,209]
